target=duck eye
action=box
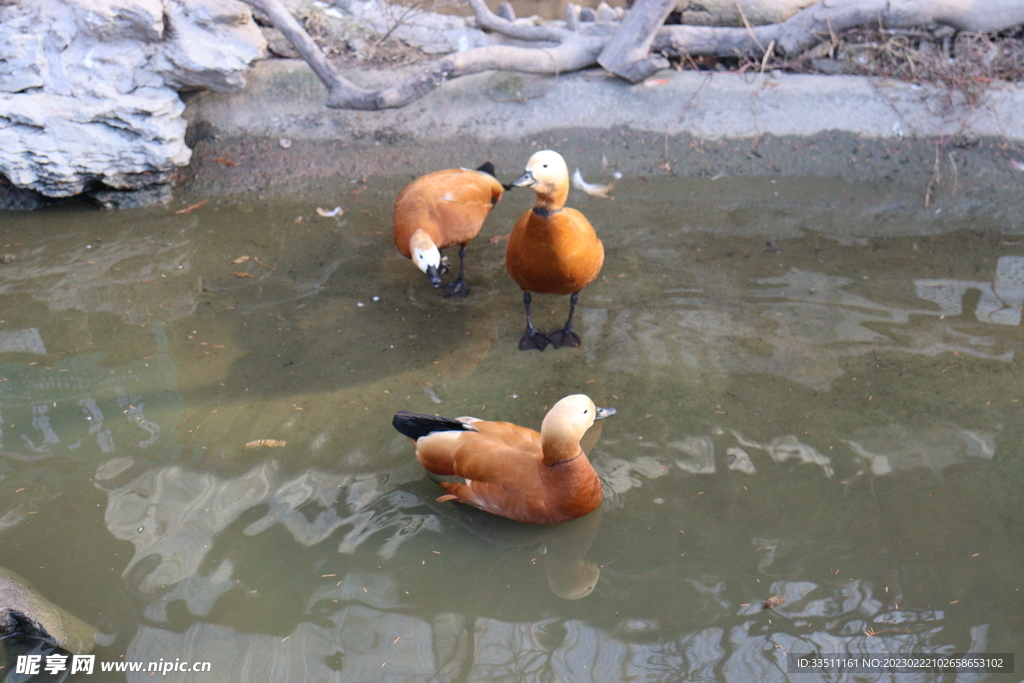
[543,164,548,168]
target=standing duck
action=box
[506,151,604,350]
[393,163,505,297]
[392,394,615,524]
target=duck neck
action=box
[535,184,568,213]
[542,433,583,466]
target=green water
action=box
[1,175,1023,682]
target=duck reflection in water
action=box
[422,496,604,600]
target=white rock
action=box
[154,0,268,92]
[0,0,266,205]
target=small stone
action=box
[279,138,292,149]
[0,254,16,264]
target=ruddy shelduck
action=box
[506,150,604,350]
[392,394,615,524]
[392,163,505,297]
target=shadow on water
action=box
[2,174,1024,681]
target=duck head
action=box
[512,150,570,210]
[540,394,615,465]
[409,229,442,287]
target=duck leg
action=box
[444,246,470,298]
[549,292,582,348]
[519,292,551,351]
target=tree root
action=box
[243,0,1024,110]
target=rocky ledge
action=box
[0,0,266,209]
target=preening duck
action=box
[505,150,604,350]
[393,394,615,524]
[392,162,504,297]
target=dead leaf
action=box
[231,272,256,279]
[232,255,251,264]
[489,234,509,244]
[174,200,208,215]
[211,157,238,167]
[763,596,786,610]
[245,439,287,448]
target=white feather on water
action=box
[571,168,620,199]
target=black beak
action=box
[511,171,535,188]
[595,406,616,420]
[425,264,442,287]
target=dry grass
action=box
[831,26,1024,105]
[674,25,1024,107]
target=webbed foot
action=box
[519,330,551,351]
[549,328,581,348]
[444,277,469,298]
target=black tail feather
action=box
[476,161,496,177]
[392,411,475,441]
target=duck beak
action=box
[425,264,442,287]
[511,171,535,188]
[594,406,616,420]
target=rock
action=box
[0,89,190,198]
[153,0,268,91]
[0,566,97,655]
[90,184,174,209]
[263,26,302,58]
[318,0,497,57]
[0,175,51,210]
[0,0,266,207]
[811,58,846,75]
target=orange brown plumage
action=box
[392,164,504,296]
[505,150,604,350]
[393,395,615,524]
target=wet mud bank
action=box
[178,59,1024,232]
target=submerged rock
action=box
[0,566,97,655]
[0,0,266,209]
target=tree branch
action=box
[651,0,1024,58]
[597,0,676,82]
[464,0,567,43]
[241,0,606,110]
[242,0,386,108]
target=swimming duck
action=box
[506,150,604,350]
[393,394,615,524]
[393,163,505,297]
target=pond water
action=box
[1,172,1023,682]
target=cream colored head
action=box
[512,150,570,208]
[540,394,615,464]
[409,229,442,286]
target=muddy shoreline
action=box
[175,59,1024,224]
